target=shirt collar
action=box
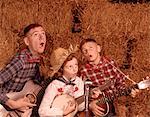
[62,75,76,82]
[85,57,104,68]
[21,48,41,63]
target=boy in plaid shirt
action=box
[0,23,46,116]
[80,38,138,117]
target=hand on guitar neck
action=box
[130,88,140,98]
[79,77,150,117]
[130,76,150,98]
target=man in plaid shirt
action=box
[0,23,46,116]
[80,38,137,117]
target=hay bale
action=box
[0,0,150,116]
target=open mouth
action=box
[89,55,93,58]
[40,42,44,47]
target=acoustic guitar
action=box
[0,80,41,117]
[78,78,150,117]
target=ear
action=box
[97,44,101,53]
[24,37,29,46]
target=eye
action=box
[74,64,78,68]
[33,33,39,37]
[65,65,73,70]
[68,65,73,69]
[89,46,93,49]
[41,32,45,35]
[82,49,87,54]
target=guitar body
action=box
[78,101,110,117]
[52,94,78,117]
[78,111,92,117]
[95,93,110,116]
[78,93,111,117]
[78,78,150,117]
[0,80,41,117]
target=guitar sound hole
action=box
[26,93,36,104]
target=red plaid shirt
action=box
[80,56,126,97]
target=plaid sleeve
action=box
[115,72,126,91]
[0,93,9,104]
[0,57,23,104]
[110,60,126,90]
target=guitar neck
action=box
[97,84,138,104]
[76,78,150,105]
[76,95,85,105]
[75,84,138,105]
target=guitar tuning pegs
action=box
[142,76,149,81]
[143,76,150,91]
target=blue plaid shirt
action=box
[0,48,41,104]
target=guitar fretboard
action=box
[96,84,138,104]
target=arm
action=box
[0,57,23,104]
[5,97,36,111]
[74,77,85,111]
[104,58,138,97]
[74,77,84,98]
[114,72,126,91]
[108,59,127,117]
[107,59,126,91]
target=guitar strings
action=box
[105,58,137,84]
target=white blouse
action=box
[38,76,84,117]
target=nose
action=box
[39,34,46,41]
[72,66,78,72]
[85,50,90,56]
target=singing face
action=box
[24,26,46,56]
[63,57,78,79]
[81,41,101,63]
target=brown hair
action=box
[79,38,97,50]
[23,23,42,36]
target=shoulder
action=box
[44,79,60,90]
[75,76,82,80]
[8,49,29,64]
[75,77,84,86]
[102,56,112,62]
[80,62,91,71]
[18,49,30,62]
[49,78,65,86]
[102,56,117,67]
[74,76,83,82]
[102,56,116,63]
[4,51,25,68]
